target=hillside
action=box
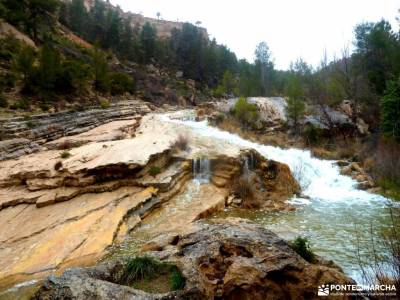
[0,0,223,116]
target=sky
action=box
[109,0,399,70]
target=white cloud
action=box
[110,0,399,70]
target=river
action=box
[162,111,399,282]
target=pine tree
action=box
[221,70,237,96]
[286,75,306,133]
[92,47,109,92]
[13,45,35,87]
[105,9,121,49]
[38,43,62,92]
[381,79,400,141]
[69,0,87,35]
[26,0,59,41]
[140,22,156,64]
[255,41,273,96]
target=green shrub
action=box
[99,99,110,109]
[9,99,29,110]
[0,36,21,60]
[381,79,400,142]
[371,138,400,200]
[60,150,71,159]
[110,72,135,95]
[60,60,91,93]
[302,124,323,146]
[0,72,17,89]
[122,257,160,283]
[39,102,50,112]
[169,265,185,291]
[232,97,259,127]
[378,179,400,200]
[213,85,226,98]
[215,113,225,123]
[0,93,7,108]
[121,257,185,291]
[26,120,37,128]
[290,236,316,263]
[149,166,161,177]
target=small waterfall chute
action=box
[192,156,210,183]
[242,152,256,177]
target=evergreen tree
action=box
[286,75,306,133]
[233,97,259,127]
[118,18,135,60]
[109,72,135,95]
[26,0,59,41]
[354,20,400,95]
[13,45,35,88]
[105,9,121,49]
[92,47,109,92]
[221,70,237,96]
[140,22,156,64]
[60,60,91,93]
[69,0,87,35]
[38,43,62,92]
[255,41,274,96]
[90,0,107,44]
[381,79,400,141]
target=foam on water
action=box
[162,112,399,282]
[163,113,390,205]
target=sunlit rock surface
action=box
[32,219,354,300]
[0,111,300,291]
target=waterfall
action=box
[162,112,394,204]
[161,111,398,282]
[192,157,210,183]
[243,157,250,175]
[242,153,256,178]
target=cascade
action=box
[192,156,210,183]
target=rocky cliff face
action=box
[65,0,208,39]
[0,100,154,161]
[0,111,300,291]
[32,219,354,300]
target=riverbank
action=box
[205,101,400,200]
[0,107,398,299]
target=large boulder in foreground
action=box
[33,219,354,300]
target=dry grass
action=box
[369,139,400,199]
[230,177,254,204]
[58,140,72,150]
[196,108,205,117]
[173,134,189,151]
[217,116,290,148]
[355,209,400,295]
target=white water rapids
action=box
[162,112,399,282]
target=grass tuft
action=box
[169,265,185,291]
[148,166,161,177]
[60,150,71,159]
[290,236,316,263]
[121,257,185,292]
[173,134,189,151]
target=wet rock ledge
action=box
[0,112,301,291]
[0,100,154,160]
[33,219,354,300]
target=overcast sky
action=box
[109,0,399,70]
